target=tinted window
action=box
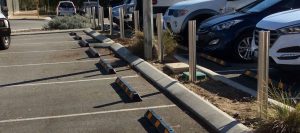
[238,0,282,13]
[294,0,300,8]
[59,2,74,8]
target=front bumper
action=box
[251,32,300,71]
[196,28,235,53]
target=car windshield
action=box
[59,2,73,8]
[237,0,282,13]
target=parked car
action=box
[0,11,10,50]
[56,1,76,16]
[0,0,8,17]
[112,0,186,28]
[164,0,226,41]
[196,0,300,61]
[251,9,300,71]
[78,1,100,16]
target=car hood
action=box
[256,9,300,30]
[201,12,248,28]
[170,0,216,9]
[0,13,5,19]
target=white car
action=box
[163,0,226,41]
[251,9,300,70]
[113,0,187,28]
[56,1,76,16]
[163,0,256,41]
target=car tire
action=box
[233,33,254,62]
[0,36,10,50]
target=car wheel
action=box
[233,34,253,61]
[0,36,10,50]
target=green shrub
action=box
[44,15,91,30]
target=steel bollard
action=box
[109,7,113,35]
[134,11,140,32]
[257,31,270,119]
[143,0,154,60]
[188,20,197,82]
[157,13,164,62]
[92,7,96,29]
[100,6,105,31]
[88,7,92,23]
[97,6,100,26]
[119,6,125,38]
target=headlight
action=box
[211,20,243,31]
[279,24,300,34]
[173,9,188,17]
[0,20,9,28]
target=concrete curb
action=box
[11,28,87,36]
[84,28,251,133]
[8,16,52,20]
[174,55,295,111]
[11,28,43,33]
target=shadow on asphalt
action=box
[93,91,161,109]
[0,69,101,88]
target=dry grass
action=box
[256,87,300,133]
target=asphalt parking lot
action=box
[0,31,208,132]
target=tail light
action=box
[152,0,157,5]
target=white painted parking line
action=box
[12,36,76,41]
[11,40,78,46]
[0,59,103,68]
[1,75,139,88]
[0,49,83,55]
[0,104,176,123]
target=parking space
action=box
[0,31,208,132]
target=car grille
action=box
[254,28,280,48]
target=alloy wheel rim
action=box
[4,36,9,46]
[237,37,253,60]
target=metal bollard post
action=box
[134,11,140,32]
[84,7,87,17]
[143,0,154,60]
[119,6,125,38]
[188,20,197,82]
[109,7,113,35]
[89,7,92,23]
[99,6,104,31]
[257,31,270,119]
[157,13,164,62]
[92,6,96,29]
[97,6,100,26]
